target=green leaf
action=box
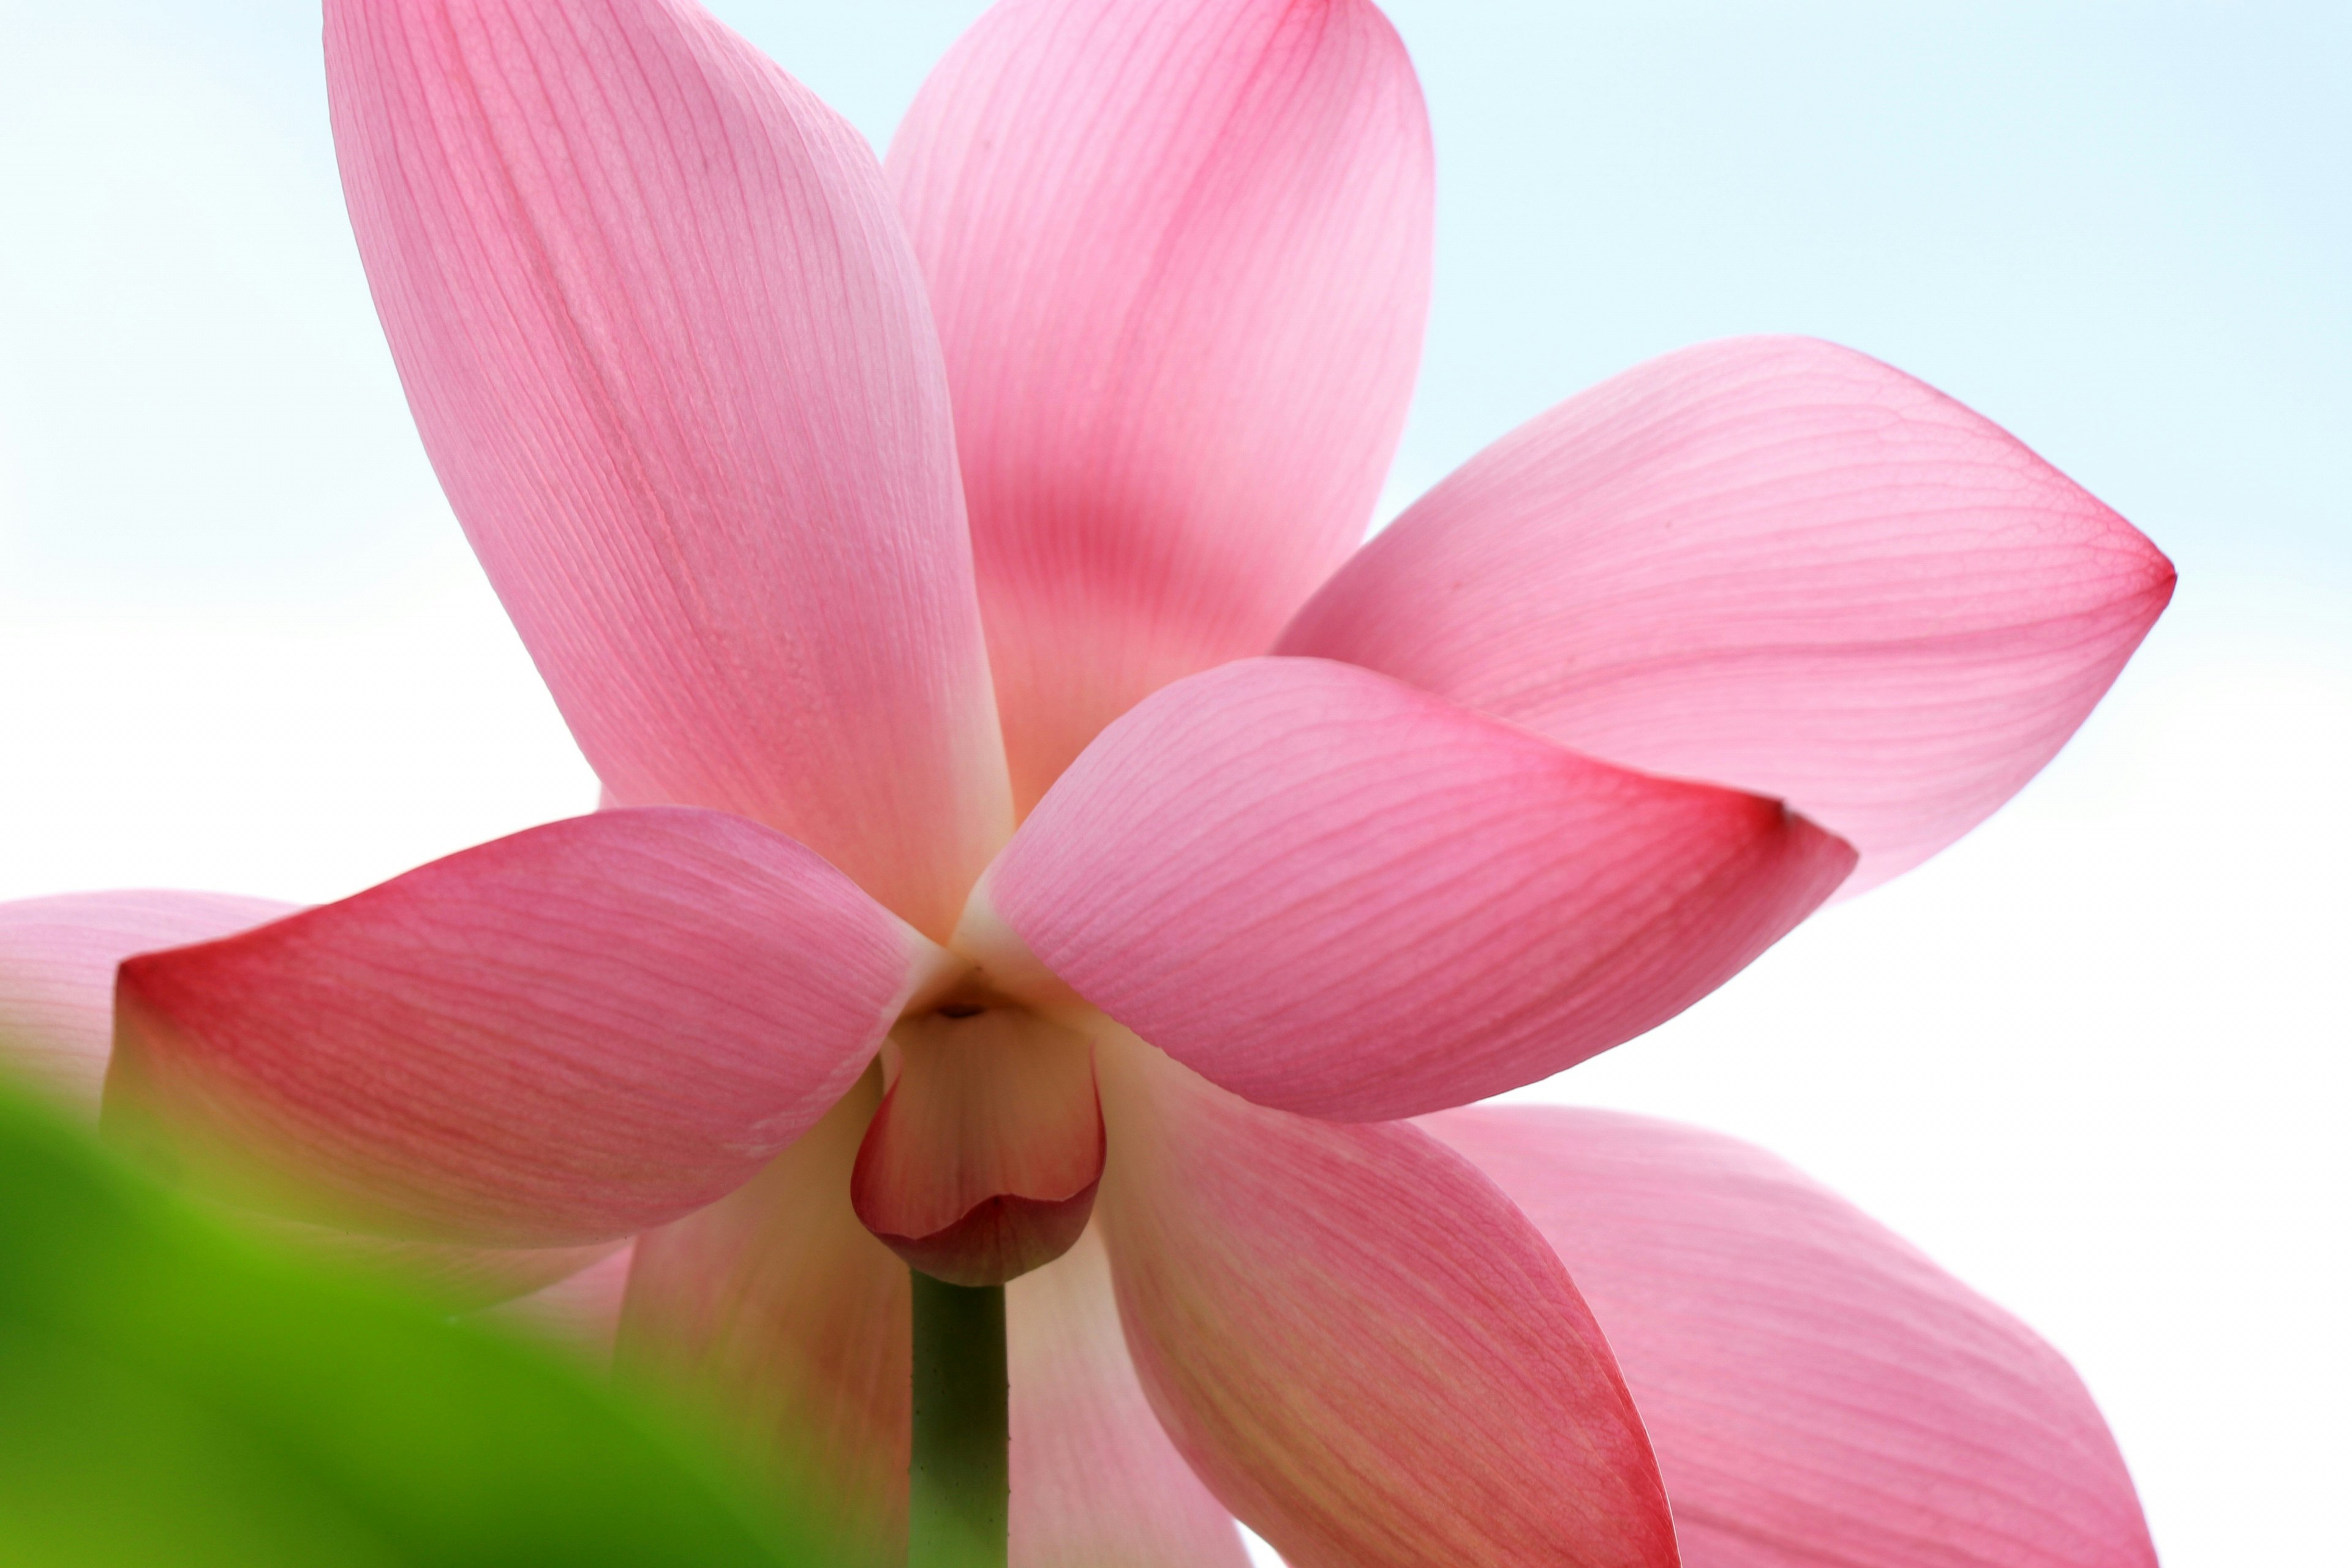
[0,1084,818,1567]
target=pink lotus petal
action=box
[622,1074,912,1567]
[987,657,1853,1120]
[1425,1106,2158,1568]
[0,897,644,1311]
[105,809,937,1246]
[326,0,1009,939]
[851,1008,1104,1286]
[1281,336,2176,892]
[0,891,292,1118]
[1096,1036,1675,1568]
[472,1241,639,1365]
[889,0,1433,809]
[1009,1226,1247,1568]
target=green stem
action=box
[907,1271,1008,1568]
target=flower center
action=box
[848,990,1104,1287]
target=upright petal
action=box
[1096,1036,1675,1568]
[891,0,1433,808]
[326,0,1009,938]
[1425,1106,2158,1568]
[984,658,1853,1120]
[1008,1227,1248,1568]
[0,891,290,1118]
[620,1074,912,1568]
[1282,337,2176,892]
[105,809,941,1246]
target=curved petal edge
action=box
[989,657,1853,1120]
[1425,1105,2159,1568]
[105,809,933,1246]
[1284,335,2175,892]
[1096,1036,1676,1568]
[0,891,293,1120]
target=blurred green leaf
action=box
[0,1085,816,1567]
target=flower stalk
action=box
[908,1270,1009,1568]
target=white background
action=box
[1,4,2343,1563]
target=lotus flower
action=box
[0,0,2174,1564]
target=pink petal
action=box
[0,891,292,1118]
[1281,336,2176,892]
[986,657,1854,1121]
[1425,1106,2158,1568]
[472,1241,639,1364]
[326,0,1009,939]
[1095,1035,1675,1568]
[1009,1226,1247,1568]
[0,899,647,1314]
[622,1073,912,1568]
[851,1007,1104,1286]
[104,809,940,1246]
[889,0,1434,809]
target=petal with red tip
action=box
[621,1074,911,1568]
[1282,336,2175,893]
[0,894,718,1314]
[1425,1106,2158,1568]
[987,657,1853,1121]
[1096,1037,1675,1568]
[1009,1227,1247,1568]
[104,809,934,1246]
[0,891,292,1118]
[890,0,1433,808]
[326,0,1008,938]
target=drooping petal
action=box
[851,1006,1103,1286]
[104,809,941,1246]
[620,1073,911,1568]
[1095,1035,1675,1568]
[1424,1106,2158,1568]
[889,0,1434,809]
[0,891,292,1118]
[1008,1226,1248,1568]
[0,899,647,1308]
[326,0,1009,938]
[1281,336,2175,893]
[984,657,1853,1120]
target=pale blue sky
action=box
[1,6,2345,1566]
[2,1,2344,596]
